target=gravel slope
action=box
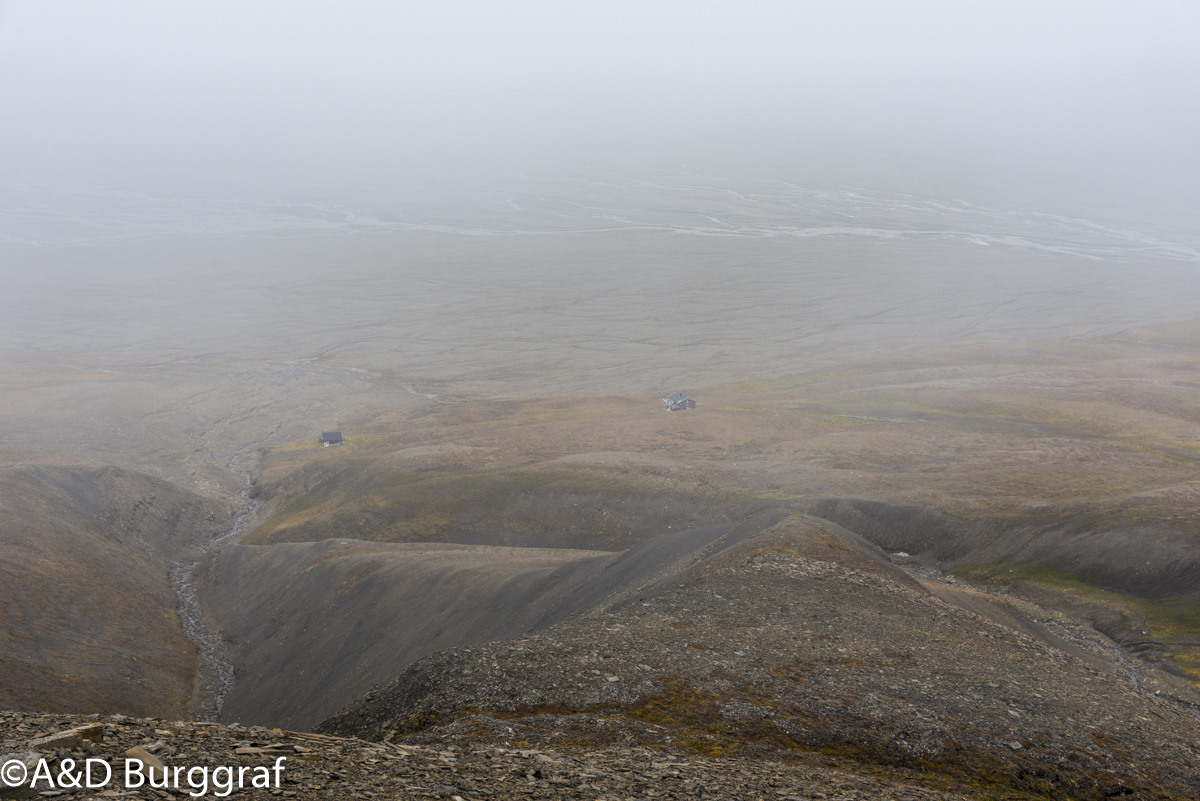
[194,512,795,729]
[321,514,1200,800]
[0,465,228,718]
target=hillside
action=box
[192,507,1200,797]
[319,513,1200,800]
[5,325,1200,800]
[194,511,795,729]
[0,464,228,718]
[242,327,1200,687]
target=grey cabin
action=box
[319,431,346,447]
[662,391,696,411]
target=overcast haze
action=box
[2,2,1200,394]
[3,2,1199,193]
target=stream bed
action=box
[171,437,262,722]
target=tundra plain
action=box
[3,172,1200,798]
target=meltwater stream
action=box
[170,437,262,722]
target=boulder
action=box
[25,723,103,752]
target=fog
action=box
[2,1,1200,394]
[4,2,1199,190]
[12,3,1200,761]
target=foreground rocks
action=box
[1,710,985,800]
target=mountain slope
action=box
[193,510,797,730]
[320,513,1200,800]
[0,464,228,717]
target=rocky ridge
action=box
[320,514,1200,800]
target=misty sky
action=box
[2,1,1198,199]
[3,3,1200,394]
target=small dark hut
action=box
[662,391,697,411]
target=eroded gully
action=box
[171,437,262,722]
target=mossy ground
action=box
[249,327,1200,684]
[953,562,1200,686]
[253,327,1200,532]
[391,675,1191,801]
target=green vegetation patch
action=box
[953,561,1200,685]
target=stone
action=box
[25,724,103,752]
[0,752,42,800]
[123,746,167,784]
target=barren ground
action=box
[3,172,1200,798]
